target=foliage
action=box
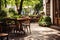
[15,0,20,6]
[0,0,20,7]
[9,8,18,15]
[6,0,15,6]
[0,7,7,18]
[38,16,52,26]
[12,15,22,18]
[0,0,43,8]
[1,0,4,6]
[0,0,43,18]
[40,7,43,11]
[8,8,18,18]
[7,8,22,18]
[44,16,51,22]
[0,7,8,21]
[23,0,40,8]
[34,0,43,14]
[0,0,43,13]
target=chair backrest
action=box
[23,17,31,24]
[26,19,30,24]
[0,25,2,32]
[0,22,3,33]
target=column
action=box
[50,0,53,24]
[43,0,46,16]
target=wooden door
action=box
[53,0,60,26]
[58,0,60,26]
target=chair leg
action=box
[27,26,28,33]
[29,25,31,34]
[24,26,28,33]
[7,36,9,40]
[23,25,31,34]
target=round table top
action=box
[0,33,8,37]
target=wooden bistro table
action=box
[16,18,29,34]
[4,18,17,33]
[5,18,30,34]
[0,33,8,40]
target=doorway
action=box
[53,0,60,26]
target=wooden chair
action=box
[0,22,3,33]
[5,19,17,33]
[0,22,8,40]
[14,21,21,33]
[22,17,31,33]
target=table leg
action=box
[20,22,23,31]
[0,36,8,40]
[19,22,25,34]
[7,36,8,40]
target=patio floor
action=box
[8,23,60,40]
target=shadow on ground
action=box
[6,23,60,40]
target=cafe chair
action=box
[22,18,31,34]
[6,20,16,33]
[14,23,21,33]
[0,23,9,40]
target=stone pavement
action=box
[8,23,60,40]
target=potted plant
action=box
[38,16,52,27]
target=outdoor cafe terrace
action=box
[0,22,60,40]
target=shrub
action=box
[44,16,51,22]
[38,16,52,27]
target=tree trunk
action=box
[18,0,24,14]
[15,0,19,12]
[5,0,7,7]
[0,0,1,11]
[15,4,18,11]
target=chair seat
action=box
[22,23,31,33]
[9,24,16,27]
[21,17,31,33]
[22,23,30,26]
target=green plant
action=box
[8,8,18,18]
[0,8,8,21]
[44,16,51,22]
[0,8,8,18]
[9,8,18,15]
[38,16,52,26]
[12,15,22,18]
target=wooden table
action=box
[5,18,30,34]
[4,18,17,33]
[0,33,8,40]
[16,18,30,33]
